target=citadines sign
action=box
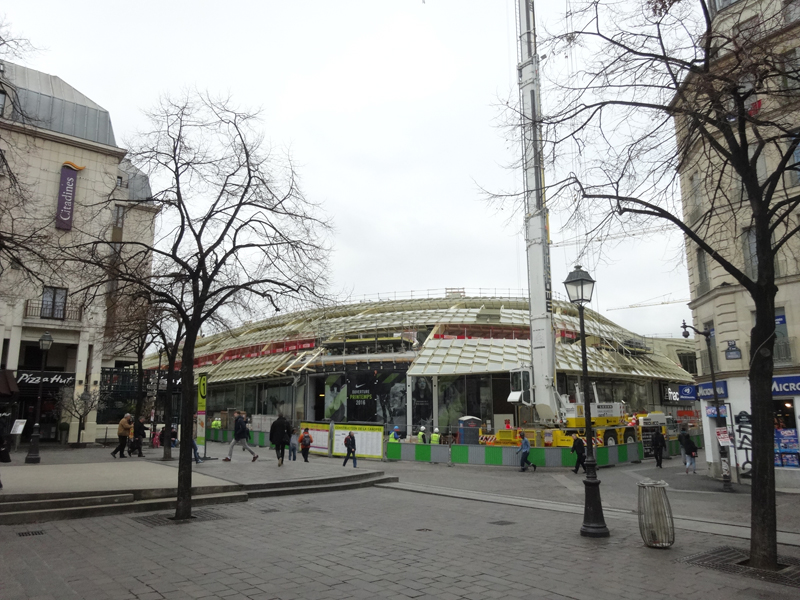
[55,162,85,231]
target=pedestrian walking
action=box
[516,430,536,472]
[269,413,292,466]
[652,429,667,468]
[289,427,299,461]
[222,411,258,462]
[299,428,313,462]
[132,416,148,457]
[343,431,357,468]
[430,428,441,444]
[678,427,690,468]
[571,433,586,474]
[685,436,698,474]
[191,413,203,464]
[111,414,132,458]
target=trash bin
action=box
[637,478,675,548]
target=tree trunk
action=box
[162,357,174,461]
[134,349,145,419]
[174,332,197,521]
[748,289,778,569]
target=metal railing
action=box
[24,299,83,321]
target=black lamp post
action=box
[681,320,733,492]
[564,265,610,538]
[25,331,54,464]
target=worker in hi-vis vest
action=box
[388,425,401,442]
[418,426,427,444]
[430,428,441,445]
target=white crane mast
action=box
[516,0,558,419]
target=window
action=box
[739,146,767,201]
[678,352,698,376]
[0,91,5,115]
[113,205,125,229]
[41,286,67,319]
[789,140,800,187]
[744,227,758,279]
[733,17,763,43]
[696,248,710,295]
[785,0,800,24]
[116,176,123,187]
[686,172,702,222]
[780,48,800,93]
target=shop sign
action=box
[679,385,697,401]
[776,314,787,326]
[16,371,76,387]
[772,375,800,396]
[698,381,728,399]
[55,162,85,231]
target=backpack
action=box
[302,433,311,446]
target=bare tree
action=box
[507,0,799,568]
[0,20,51,283]
[67,92,331,519]
[56,387,108,446]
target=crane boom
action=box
[517,0,558,417]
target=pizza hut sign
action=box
[16,371,76,387]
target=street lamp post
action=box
[564,265,610,538]
[681,320,733,492]
[25,331,54,464]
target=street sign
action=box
[716,427,733,447]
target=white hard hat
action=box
[420,426,426,432]
[434,428,439,433]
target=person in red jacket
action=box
[299,428,313,462]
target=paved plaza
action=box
[2,443,800,599]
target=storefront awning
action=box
[0,370,20,397]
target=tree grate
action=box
[678,546,800,588]
[489,520,516,526]
[17,530,45,537]
[130,510,228,526]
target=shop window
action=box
[774,399,799,468]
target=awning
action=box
[0,369,20,396]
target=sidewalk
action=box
[0,441,377,496]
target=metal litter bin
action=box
[637,479,674,548]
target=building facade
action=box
[0,62,156,442]
[679,0,800,485]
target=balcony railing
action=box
[24,299,83,322]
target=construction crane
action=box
[607,298,689,311]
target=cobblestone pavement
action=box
[2,485,800,600]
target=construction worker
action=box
[418,426,427,444]
[388,425,401,442]
[430,428,441,445]
[211,418,221,430]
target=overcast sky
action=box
[5,0,692,337]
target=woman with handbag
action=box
[685,437,698,474]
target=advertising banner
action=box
[775,428,799,468]
[55,162,85,231]
[332,423,384,459]
[300,421,331,455]
[679,385,697,401]
[705,405,728,418]
[197,373,207,447]
[715,427,733,447]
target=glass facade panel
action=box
[411,377,433,431]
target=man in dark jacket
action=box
[269,414,292,466]
[652,429,667,468]
[223,411,258,462]
[132,416,148,457]
[343,431,357,468]
[571,433,586,474]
